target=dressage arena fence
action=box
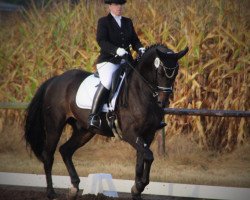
[0,172,250,200]
[0,102,250,199]
[0,102,250,117]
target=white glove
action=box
[116,48,128,57]
[139,47,145,54]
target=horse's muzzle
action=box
[158,100,170,108]
[157,91,173,108]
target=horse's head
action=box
[137,44,189,108]
[154,45,189,108]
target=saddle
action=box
[76,62,132,139]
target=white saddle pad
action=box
[76,74,125,112]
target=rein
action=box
[124,58,159,97]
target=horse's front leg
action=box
[141,149,154,187]
[130,137,154,200]
[132,151,144,196]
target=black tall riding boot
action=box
[87,83,109,130]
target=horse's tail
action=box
[24,77,56,162]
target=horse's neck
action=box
[117,53,163,125]
[119,63,162,126]
[127,62,156,108]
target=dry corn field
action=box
[0,0,250,193]
[0,0,249,152]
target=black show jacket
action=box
[96,13,143,64]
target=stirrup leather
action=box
[106,112,123,140]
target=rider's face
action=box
[109,3,123,16]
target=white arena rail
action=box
[0,172,250,200]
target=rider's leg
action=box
[87,62,119,130]
[87,83,109,130]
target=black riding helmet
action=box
[104,0,126,4]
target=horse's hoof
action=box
[131,184,139,194]
[132,195,143,200]
[47,189,57,200]
[131,185,143,200]
[68,187,79,200]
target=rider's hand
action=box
[116,48,128,57]
[139,47,145,55]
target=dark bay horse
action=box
[24,44,188,200]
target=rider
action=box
[87,0,145,130]
[88,0,166,131]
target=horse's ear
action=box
[156,48,179,60]
[177,47,189,60]
[156,46,189,60]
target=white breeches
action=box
[96,62,120,90]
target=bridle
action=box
[124,56,178,98]
[161,61,178,78]
[155,59,179,94]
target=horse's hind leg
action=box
[43,111,66,200]
[59,119,94,200]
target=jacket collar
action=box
[110,12,122,21]
[108,13,123,29]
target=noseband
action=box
[154,58,179,96]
